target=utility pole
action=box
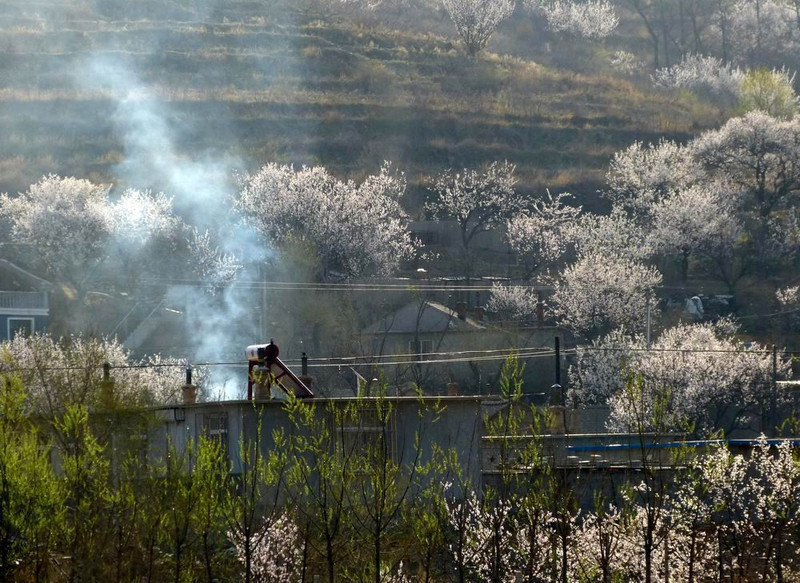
[552,336,563,407]
[646,297,652,348]
[261,264,268,339]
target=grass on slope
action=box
[0,11,721,208]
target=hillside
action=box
[0,1,720,209]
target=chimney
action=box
[455,301,467,321]
[299,352,313,389]
[182,366,198,405]
[100,361,115,409]
[473,306,484,321]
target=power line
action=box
[575,346,780,355]
[96,276,547,293]
[0,347,551,374]
[0,349,556,374]
[2,344,797,376]
[305,350,556,368]
[735,306,800,320]
[283,346,553,363]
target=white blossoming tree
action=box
[107,188,185,289]
[0,177,240,294]
[606,140,700,216]
[570,206,650,261]
[653,57,799,116]
[186,228,242,289]
[233,513,303,583]
[550,252,662,338]
[723,0,798,66]
[689,438,800,581]
[691,111,800,224]
[506,191,581,278]
[0,175,113,286]
[647,184,744,281]
[651,54,744,100]
[428,160,520,251]
[440,0,515,56]
[568,328,640,406]
[427,160,522,279]
[0,333,201,415]
[603,111,800,287]
[570,321,790,433]
[486,283,541,322]
[237,162,414,280]
[524,0,619,39]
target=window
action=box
[414,231,440,246]
[339,406,396,464]
[408,339,434,356]
[7,317,33,340]
[127,429,149,467]
[202,412,229,456]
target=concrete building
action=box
[116,395,484,490]
[360,299,574,397]
[0,259,51,341]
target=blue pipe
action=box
[566,439,800,453]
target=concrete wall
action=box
[146,396,484,490]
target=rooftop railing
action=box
[0,291,48,311]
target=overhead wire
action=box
[96,276,549,292]
[0,348,559,374]
[127,281,533,293]
[574,346,779,355]
[3,343,798,376]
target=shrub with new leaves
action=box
[738,67,800,117]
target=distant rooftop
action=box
[363,301,485,335]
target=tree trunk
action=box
[374,523,381,583]
[174,543,182,583]
[327,535,335,583]
[244,537,252,583]
[203,532,214,583]
[301,524,309,583]
[681,250,689,281]
[0,476,7,583]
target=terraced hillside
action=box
[0,1,719,208]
